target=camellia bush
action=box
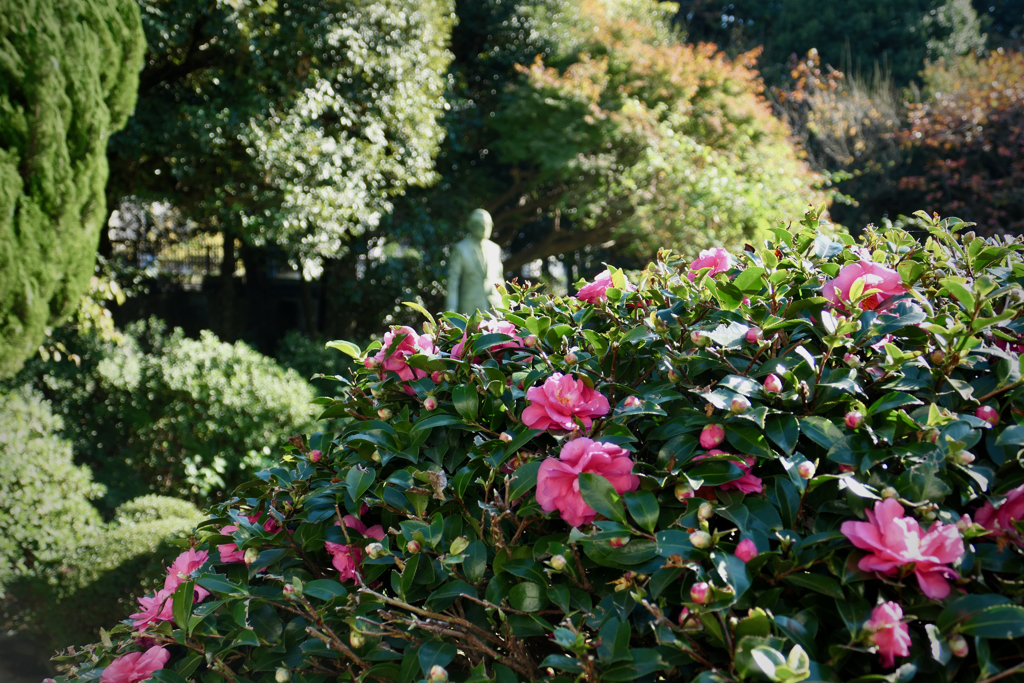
[55,209,1024,683]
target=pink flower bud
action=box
[378,407,393,420]
[429,666,449,683]
[549,554,567,571]
[524,334,539,348]
[690,581,711,604]
[430,371,444,383]
[763,374,783,394]
[976,405,999,426]
[309,449,322,463]
[675,482,693,501]
[406,540,421,554]
[735,538,759,563]
[955,451,976,465]
[948,634,968,658]
[730,396,751,415]
[697,502,714,521]
[931,349,946,365]
[423,396,438,411]
[609,537,630,548]
[742,297,751,305]
[364,357,377,370]
[678,607,690,625]
[564,352,578,365]
[691,331,709,347]
[955,514,972,532]
[624,396,642,409]
[667,369,680,383]
[366,543,385,559]
[689,530,712,548]
[845,411,864,429]
[700,423,725,449]
[283,584,296,595]
[797,461,816,479]
[839,464,855,473]
[745,327,762,344]
[499,431,513,443]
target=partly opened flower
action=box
[841,498,964,599]
[522,373,610,432]
[577,270,634,304]
[163,548,210,602]
[100,645,170,683]
[536,438,640,527]
[976,483,1024,542]
[823,261,906,311]
[130,589,174,631]
[325,542,363,582]
[687,248,733,282]
[692,451,763,494]
[372,325,437,393]
[867,602,911,668]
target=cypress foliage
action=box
[0,0,145,377]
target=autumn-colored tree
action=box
[896,50,1024,236]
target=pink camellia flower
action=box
[536,438,640,527]
[841,499,965,599]
[692,451,763,494]
[163,549,210,602]
[867,602,911,668]
[576,270,634,303]
[325,542,364,582]
[976,483,1024,540]
[687,248,733,282]
[100,645,171,683]
[763,374,783,394]
[452,320,524,359]
[822,261,907,311]
[700,423,725,449]
[340,515,385,541]
[372,325,437,394]
[522,373,610,432]
[217,514,259,563]
[975,405,1000,426]
[735,538,759,563]
[130,589,174,631]
[624,395,642,409]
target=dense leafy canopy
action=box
[0,0,145,378]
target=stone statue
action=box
[445,208,504,314]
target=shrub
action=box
[0,387,104,591]
[274,330,356,395]
[19,319,318,510]
[54,210,1024,683]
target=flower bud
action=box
[624,395,642,409]
[735,538,758,563]
[423,396,438,411]
[667,368,680,383]
[689,530,712,549]
[675,482,693,501]
[364,357,377,370]
[690,581,711,604]
[549,554,567,571]
[564,351,578,365]
[243,548,259,565]
[524,334,539,348]
[609,537,630,548]
[881,486,899,500]
[429,665,449,683]
[430,371,444,384]
[678,607,690,625]
[366,543,385,559]
[309,449,322,463]
[797,461,816,479]
[499,431,513,443]
[956,514,972,532]
[406,540,421,555]
[931,349,946,365]
[843,352,862,369]
[763,374,783,394]
[976,405,1000,426]
[350,631,366,649]
[730,396,751,415]
[371,450,381,463]
[955,451,976,465]
[745,327,762,344]
[948,633,969,658]
[844,411,864,429]
[691,331,709,347]
[697,502,714,521]
[276,669,292,683]
[377,407,392,421]
[283,584,296,597]
[700,423,725,449]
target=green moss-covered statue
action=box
[0,0,145,378]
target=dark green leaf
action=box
[509,582,549,612]
[453,385,479,422]
[579,473,628,524]
[765,414,799,454]
[624,490,659,533]
[418,642,457,676]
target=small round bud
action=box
[697,502,714,521]
[309,449,322,463]
[276,669,292,683]
[364,357,378,370]
[609,537,630,548]
[675,482,693,501]
[955,451,976,465]
[524,334,538,348]
[931,349,946,365]
[976,405,1000,426]
[406,540,421,555]
[881,486,899,500]
[429,665,449,683]
[797,461,816,479]
[763,373,783,394]
[243,548,260,565]
[350,631,366,649]
[371,450,381,463]
[689,530,712,549]
[430,371,444,384]
[843,352,862,369]
[735,538,759,563]
[948,633,968,658]
[283,584,296,596]
[366,543,385,559]
[667,369,680,383]
[564,351,578,365]
[499,431,513,443]
[844,411,864,429]
[378,407,393,421]
[624,395,642,409]
[730,396,751,415]
[690,581,711,604]
[745,327,762,344]
[423,396,438,411]
[549,554,567,571]
[700,423,725,449]
[691,331,710,347]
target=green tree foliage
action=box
[16,319,318,510]
[107,0,454,266]
[896,50,1024,236]
[0,0,145,378]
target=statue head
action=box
[467,208,493,241]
